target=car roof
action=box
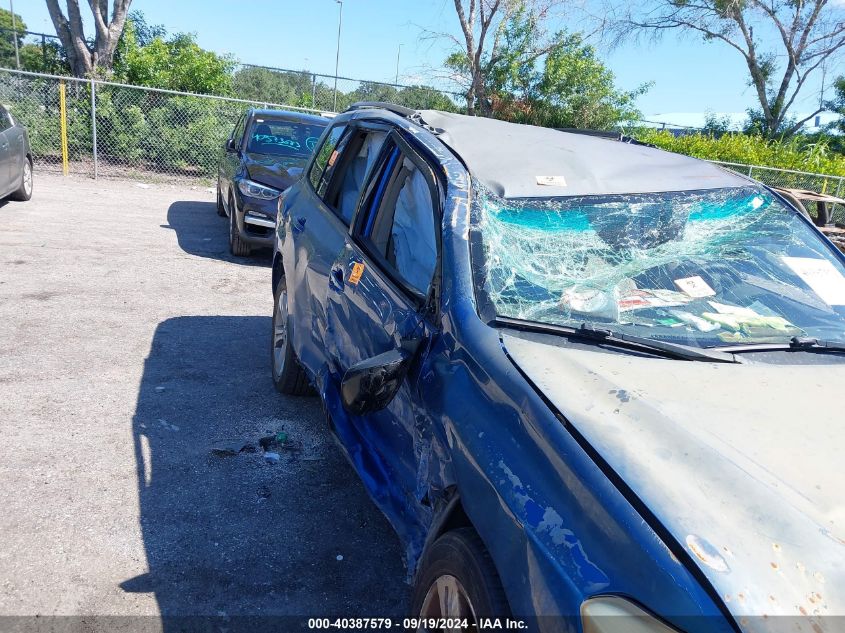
[249,108,331,126]
[409,109,749,199]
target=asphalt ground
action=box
[0,173,408,630]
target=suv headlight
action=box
[582,597,680,633]
[238,179,280,200]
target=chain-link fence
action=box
[231,64,464,113]
[0,67,325,182]
[711,160,845,224]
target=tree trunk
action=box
[44,0,132,77]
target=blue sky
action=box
[14,0,837,117]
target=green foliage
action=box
[702,111,733,135]
[634,128,845,176]
[232,67,317,108]
[20,40,70,75]
[231,67,460,113]
[0,8,25,68]
[113,16,234,95]
[451,5,647,129]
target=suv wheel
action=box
[411,528,510,625]
[11,157,33,202]
[228,194,251,256]
[271,275,311,395]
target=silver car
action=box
[0,104,32,202]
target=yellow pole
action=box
[59,81,68,176]
[822,178,828,194]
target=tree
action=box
[113,19,234,94]
[0,8,26,68]
[232,67,316,106]
[613,0,845,139]
[450,5,645,128]
[445,0,564,115]
[20,40,69,74]
[44,0,133,77]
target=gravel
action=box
[0,173,408,624]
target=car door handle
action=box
[292,216,307,233]
[329,266,345,291]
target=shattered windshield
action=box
[476,184,845,348]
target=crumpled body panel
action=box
[503,332,845,629]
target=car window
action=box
[231,114,246,147]
[308,124,346,194]
[0,107,11,132]
[331,130,388,225]
[365,152,438,297]
[245,118,326,159]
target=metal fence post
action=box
[311,74,317,109]
[748,165,754,179]
[91,78,98,180]
[58,80,68,176]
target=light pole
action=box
[395,44,402,85]
[333,0,343,112]
[9,0,20,70]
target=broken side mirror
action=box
[341,340,422,415]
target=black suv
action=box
[217,109,329,256]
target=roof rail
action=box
[345,101,417,117]
[344,101,445,135]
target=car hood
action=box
[502,332,844,626]
[243,152,308,192]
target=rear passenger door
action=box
[283,121,387,384]
[323,129,440,535]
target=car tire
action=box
[10,157,33,202]
[271,275,311,396]
[216,183,226,217]
[228,194,251,256]
[411,528,510,624]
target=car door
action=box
[0,107,13,195]
[220,112,246,205]
[323,129,440,536]
[283,121,386,381]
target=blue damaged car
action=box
[270,103,845,632]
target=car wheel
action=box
[216,183,226,217]
[411,528,510,629]
[10,157,33,202]
[228,194,251,256]
[271,275,311,395]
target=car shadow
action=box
[121,316,408,627]
[165,201,272,266]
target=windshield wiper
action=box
[496,317,741,363]
[721,336,845,355]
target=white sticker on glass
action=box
[535,176,567,187]
[674,275,716,298]
[782,256,845,305]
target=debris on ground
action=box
[336,554,344,561]
[264,452,280,464]
[210,441,256,458]
[259,430,301,453]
